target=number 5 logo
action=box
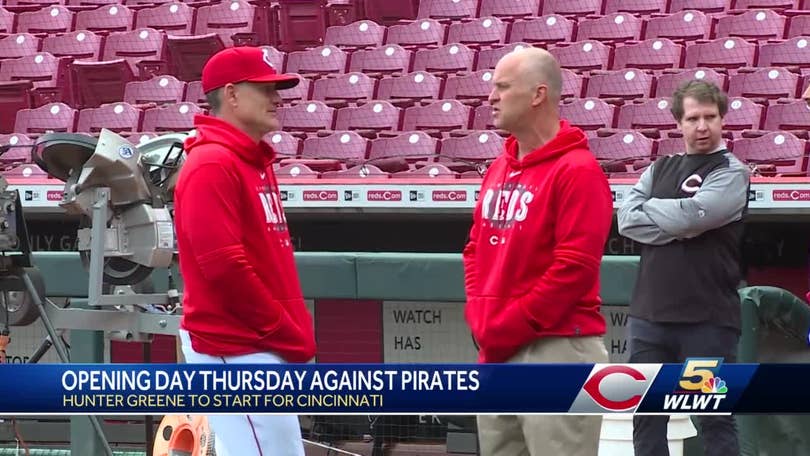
[678,358,723,391]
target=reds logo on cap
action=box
[201,47,300,93]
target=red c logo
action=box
[582,365,647,411]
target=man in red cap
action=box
[174,46,316,456]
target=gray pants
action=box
[629,317,740,456]
[477,336,609,456]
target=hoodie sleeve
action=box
[617,164,679,245]
[177,162,289,331]
[512,163,613,330]
[462,201,480,300]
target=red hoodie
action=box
[463,120,612,363]
[174,115,316,363]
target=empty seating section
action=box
[3,0,810,179]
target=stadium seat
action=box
[0,34,40,61]
[363,0,419,26]
[727,67,801,100]
[324,20,385,51]
[585,69,654,101]
[542,0,603,17]
[439,130,503,170]
[348,44,413,78]
[604,0,668,15]
[560,68,586,99]
[76,102,142,134]
[416,0,479,23]
[0,52,69,107]
[715,10,787,42]
[560,98,618,132]
[384,19,446,51]
[264,130,302,158]
[733,131,806,176]
[277,74,311,105]
[277,101,336,133]
[401,99,472,137]
[301,131,369,162]
[642,10,712,42]
[390,162,457,178]
[575,13,644,43]
[757,37,810,72]
[0,8,13,35]
[656,136,686,156]
[274,162,320,178]
[334,100,403,134]
[320,163,392,178]
[472,104,495,130]
[478,0,542,21]
[549,40,613,72]
[285,45,349,79]
[615,98,679,134]
[123,75,186,105]
[141,102,201,132]
[164,33,225,82]
[589,131,656,173]
[445,17,509,49]
[376,71,443,107]
[412,43,476,76]
[134,2,194,35]
[786,14,810,38]
[443,70,494,106]
[16,6,73,36]
[655,67,728,97]
[476,42,533,70]
[4,163,49,180]
[723,96,766,132]
[0,133,34,166]
[507,15,575,47]
[101,28,167,79]
[183,80,205,106]
[74,4,134,35]
[193,0,257,47]
[733,0,797,9]
[763,99,810,134]
[612,38,685,70]
[41,30,102,60]
[14,102,77,135]
[311,72,377,108]
[683,37,757,70]
[368,131,437,162]
[667,0,728,14]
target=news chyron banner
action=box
[0,361,803,415]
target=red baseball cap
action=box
[201,46,300,93]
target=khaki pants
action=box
[477,336,609,456]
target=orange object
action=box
[153,414,215,456]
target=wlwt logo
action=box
[569,364,661,413]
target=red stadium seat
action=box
[585,69,654,101]
[439,130,504,164]
[443,69,494,106]
[42,30,102,60]
[0,34,40,61]
[0,8,15,35]
[390,162,457,178]
[264,130,302,158]
[311,72,377,107]
[786,14,810,38]
[101,28,167,79]
[376,71,443,107]
[277,101,336,133]
[348,44,413,78]
[446,17,509,49]
[301,131,369,161]
[193,0,257,47]
[123,75,186,105]
[401,99,472,137]
[549,40,613,72]
[655,67,728,97]
[560,98,618,132]
[589,131,656,172]
[285,45,349,79]
[363,0,419,26]
[733,131,806,176]
[274,162,320,178]
[16,6,73,36]
[141,102,201,132]
[683,37,757,70]
[324,20,385,51]
[74,4,134,35]
[575,13,644,44]
[478,0,542,21]
[384,19,446,51]
[134,2,194,35]
[4,163,49,180]
[560,68,586,99]
[668,0,728,14]
[604,0,668,15]
[657,137,686,156]
[715,10,787,42]
[723,97,766,132]
[542,0,603,17]
[507,15,576,47]
[183,80,205,106]
[0,52,69,107]
[616,98,679,133]
[476,42,534,70]
[733,0,797,9]
[334,100,403,134]
[412,43,476,76]
[643,10,712,42]
[368,131,437,161]
[763,99,810,133]
[416,0,478,23]
[14,102,77,135]
[757,37,810,72]
[727,67,801,100]
[277,73,311,105]
[76,102,142,134]
[0,133,34,166]
[612,38,685,70]
[472,104,495,130]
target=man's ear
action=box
[533,84,547,107]
[222,83,238,108]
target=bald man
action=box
[463,48,613,455]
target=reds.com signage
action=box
[432,190,467,202]
[303,190,339,201]
[772,190,810,201]
[367,190,403,201]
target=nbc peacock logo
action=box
[701,377,728,394]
